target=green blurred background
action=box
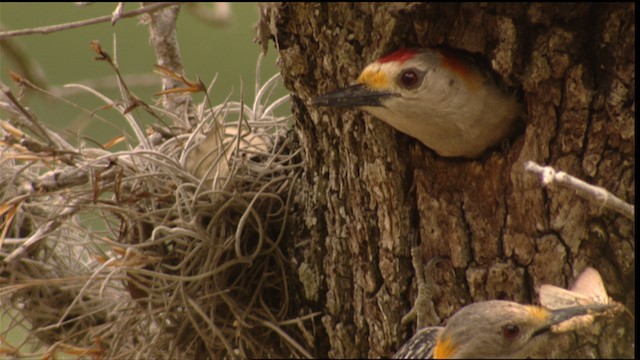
[0,2,281,144]
[1,3,281,355]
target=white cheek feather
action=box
[362,69,518,158]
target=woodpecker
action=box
[392,300,613,359]
[394,242,616,359]
[311,47,521,158]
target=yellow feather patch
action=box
[357,68,389,90]
[526,306,551,323]
[434,334,456,359]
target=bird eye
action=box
[502,324,520,339]
[399,69,422,89]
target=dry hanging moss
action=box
[0,53,315,359]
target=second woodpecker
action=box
[311,47,521,158]
[393,300,613,359]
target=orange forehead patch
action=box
[357,68,389,89]
[526,306,551,323]
[434,334,456,359]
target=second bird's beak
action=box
[535,303,614,337]
[310,84,395,108]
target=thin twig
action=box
[49,74,161,97]
[3,197,84,264]
[111,2,126,26]
[524,161,634,221]
[0,2,182,40]
[1,83,53,146]
[257,318,314,359]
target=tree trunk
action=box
[258,3,634,358]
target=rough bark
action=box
[258,3,634,358]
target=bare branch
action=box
[524,161,634,221]
[0,2,181,40]
[145,3,193,124]
[111,2,126,26]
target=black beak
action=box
[310,84,396,108]
[548,303,613,324]
[533,303,614,338]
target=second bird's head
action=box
[432,300,613,359]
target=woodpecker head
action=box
[431,300,613,359]
[311,47,521,158]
